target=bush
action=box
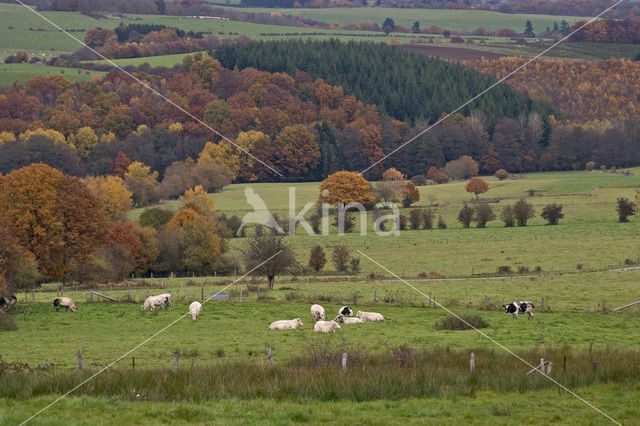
[616,197,636,222]
[444,155,479,180]
[513,199,535,226]
[474,203,496,228]
[409,208,422,230]
[399,215,408,230]
[585,161,596,171]
[435,313,490,330]
[332,245,351,272]
[410,175,427,186]
[457,204,473,228]
[541,203,564,225]
[0,312,17,331]
[494,169,509,180]
[422,209,434,230]
[308,245,326,272]
[500,205,515,227]
[437,215,447,229]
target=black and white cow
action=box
[503,301,534,319]
[0,295,17,311]
[338,306,353,316]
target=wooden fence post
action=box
[173,353,179,372]
[132,357,135,370]
[201,287,204,301]
[342,352,347,370]
[540,358,545,373]
[602,299,606,312]
[470,352,475,373]
[541,297,545,312]
[77,349,84,372]
[89,290,94,302]
[267,346,272,367]
[32,289,35,302]
[546,361,552,374]
[563,355,566,373]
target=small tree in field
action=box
[401,181,420,207]
[465,177,489,201]
[409,208,422,230]
[474,203,496,228]
[244,233,297,289]
[541,203,564,225]
[437,215,447,229]
[332,245,352,272]
[458,204,474,228]
[616,197,636,222]
[422,209,434,229]
[513,199,535,227]
[308,245,326,272]
[500,205,515,227]
[494,169,509,180]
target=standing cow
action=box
[311,304,325,321]
[503,301,535,319]
[53,297,76,312]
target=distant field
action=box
[82,52,194,68]
[217,6,589,33]
[0,63,103,85]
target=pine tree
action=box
[524,20,535,38]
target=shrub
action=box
[541,203,564,225]
[0,312,17,331]
[497,265,512,274]
[139,207,173,229]
[308,245,326,272]
[410,175,427,186]
[435,313,490,330]
[444,155,479,180]
[457,204,473,228]
[332,245,351,272]
[409,208,422,230]
[399,215,408,230]
[494,169,509,180]
[585,161,596,171]
[474,203,496,228]
[333,212,355,233]
[500,205,515,227]
[426,166,449,184]
[437,215,447,229]
[422,209,435,229]
[513,199,535,226]
[350,257,360,273]
[616,197,636,222]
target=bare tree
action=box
[244,233,297,289]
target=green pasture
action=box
[0,63,103,85]
[81,52,194,68]
[217,6,589,33]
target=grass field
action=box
[81,53,194,68]
[0,63,103,85]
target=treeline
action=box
[213,39,542,126]
[568,19,640,44]
[114,23,204,43]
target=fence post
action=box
[540,358,545,373]
[89,290,94,302]
[173,353,179,372]
[373,290,376,302]
[128,287,131,301]
[602,299,606,312]
[541,297,545,312]
[201,287,204,301]
[132,357,135,370]
[470,352,475,373]
[546,361,552,374]
[32,289,35,302]
[563,354,566,373]
[77,349,83,372]
[267,346,272,367]
[342,352,347,370]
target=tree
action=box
[437,215,447,229]
[409,208,422,230]
[85,175,133,222]
[616,197,635,222]
[541,203,564,225]
[495,169,509,180]
[308,245,326,273]
[382,17,395,35]
[411,21,421,34]
[481,145,501,173]
[444,155,479,180]
[124,161,159,207]
[458,204,474,228]
[474,203,496,228]
[332,245,352,273]
[427,166,448,184]
[74,126,99,158]
[465,177,489,200]
[524,20,535,37]
[422,209,435,230]
[500,205,515,227]
[382,167,405,181]
[139,207,174,229]
[319,171,374,205]
[513,199,535,226]
[244,233,296,289]
[400,181,420,208]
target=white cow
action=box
[157,293,173,307]
[313,320,341,333]
[356,310,384,322]
[53,297,76,312]
[268,318,303,330]
[334,314,363,324]
[310,304,325,321]
[141,295,170,311]
[189,301,202,320]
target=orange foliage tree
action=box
[465,177,489,200]
[318,171,374,205]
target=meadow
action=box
[0,63,103,85]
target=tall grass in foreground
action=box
[2,345,638,402]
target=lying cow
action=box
[356,310,384,322]
[503,301,535,319]
[313,319,341,333]
[0,295,17,311]
[311,304,325,321]
[141,294,170,312]
[268,318,303,330]
[338,306,353,316]
[53,297,76,312]
[189,301,202,320]
[334,314,363,324]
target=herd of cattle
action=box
[1,294,536,325]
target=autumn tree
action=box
[332,245,352,273]
[124,161,159,207]
[465,177,489,200]
[541,203,564,225]
[318,171,374,205]
[427,166,448,184]
[481,145,501,173]
[308,245,326,273]
[85,175,133,222]
[513,199,535,226]
[500,205,515,227]
[139,207,174,229]
[458,204,474,228]
[616,197,635,222]
[400,181,420,207]
[474,203,496,228]
[244,233,297,289]
[110,151,132,178]
[444,155,479,180]
[74,126,99,158]
[409,208,422,230]
[382,167,406,181]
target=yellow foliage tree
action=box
[74,126,99,158]
[0,131,16,145]
[85,175,133,221]
[179,185,214,216]
[168,122,183,133]
[19,128,69,147]
[319,171,375,205]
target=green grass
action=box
[81,52,195,68]
[217,6,590,33]
[0,63,103,85]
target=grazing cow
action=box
[334,314,363,324]
[313,320,341,333]
[356,311,384,322]
[268,318,303,330]
[189,301,202,320]
[157,293,173,307]
[310,304,325,321]
[53,297,76,312]
[503,301,535,319]
[338,306,353,316]
[141,295,170,312]
[0,295,17,311]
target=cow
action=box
[310,304,325,321]
[503,301,535,319]
[356,310,384,322]
[338,306,353,316]
[141,295,170,312]
[268,318,303,330]
[53,297,76,312]
[334,314,363,324]
[0,295,17,311]
[189,301,202,320]
[313,320,341,333]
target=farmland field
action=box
[0,62,103,85]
